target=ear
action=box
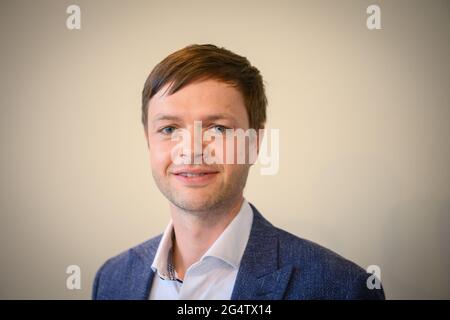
[249,125,265,167]
[256,125,265,156]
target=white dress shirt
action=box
[149,199,254,300]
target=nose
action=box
[179,121,206,165]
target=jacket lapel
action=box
[231,204,294,300]
[121,236,160,299]
[127,205,293,300]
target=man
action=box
[92,44,385,300]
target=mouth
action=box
[171,168,220,186]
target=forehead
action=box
[147,79,248,124]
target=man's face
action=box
[145,79,253,213]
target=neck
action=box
[170,195,244,280]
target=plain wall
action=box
[0,0,449,299]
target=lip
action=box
[171,167,220,186]
[171,166,220,175]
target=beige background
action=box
[1,0,449,299]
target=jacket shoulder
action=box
[272,227,385,299]
[92,234,162,300]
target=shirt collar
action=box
[201,199,253,268]
[151,219,176,280]
[151,199,254,276]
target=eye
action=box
[210,125,228,134]
[158,126,176,135]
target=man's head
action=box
[142,44,267,213]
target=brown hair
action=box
[141,44,267,130]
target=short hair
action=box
[141,44,267,130]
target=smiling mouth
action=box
[171,170,219,185]
[176,172,211,177]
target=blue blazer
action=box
[93,203,385,300]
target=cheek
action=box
[205,136,251,165]
[148,139,174,171]
[206,136,238,163]
[223,136,250,165]
[204,139,225,163]
[222,164,249,182]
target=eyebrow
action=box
[152,113,239,124]
[152,114,182,124]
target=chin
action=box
[175,198,209,211]
[171,193,220,213]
